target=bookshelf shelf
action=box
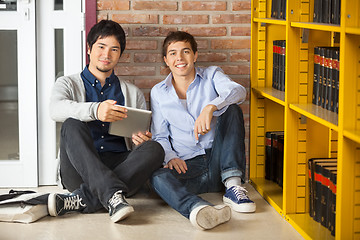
[253,87,285,106]
[345,27,360,35]
[286,214,335,240]
[289,104,338,130]
[250,0,358,239]
[291,22,341,32]
[343,130,360,144]
[253,18,287,26]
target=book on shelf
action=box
[312,47,339,113]
[308,158,337,236]
[272,40,286,92]
[271,0,286,20]
[313,0,341,24]
[328,170,337,236]
[265,131,284,187]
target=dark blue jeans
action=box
[150,104,246,218]
[59,118,164,213]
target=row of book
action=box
[265,131,284,187]
[313,0,341,24]
[272,40,286,92]
[308,158,337,236]
[312,47,339,113]
[271,0,286,20]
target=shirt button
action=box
[102,124,105,127]
[109,84,111,86]
[92,84,95,87]
[100,146,104,150]
[101,135,104,138]
[101,92,104,95]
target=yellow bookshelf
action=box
[250,0,360,239]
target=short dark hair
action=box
[162,31,197,57]
[87,20,126,55]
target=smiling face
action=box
[87,35,121,79]
[164,41,198,82]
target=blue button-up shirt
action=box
[81,66,127,153]
[150,66,246,164]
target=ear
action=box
[87,44,91,55]
[194,51,198,63]
[163,56,169,66]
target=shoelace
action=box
[63,195,86,210]
[108,191,125,208]
[231,186,250,201]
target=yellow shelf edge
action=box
[286,213,335,240]
[289,103,338,130]
[250,177,283,215]
[291,22,341,32]
[345,27,360,35]
[252,87,286,106]
[343,129,360,144]
[253,17,287,25]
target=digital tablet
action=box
[108,106,152,138]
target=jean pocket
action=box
[173,155,208,180]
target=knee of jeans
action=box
[148,141,165,159]
[150,168,169,186]
[61,118,84,135]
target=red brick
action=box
[134,53,163,63]
[211,39,250,49]
[134,79,163,88]
[219,64,250,75]
[197,52,227,62]
[212,14,250,24]
[126,40,158,50]
[133,26,176,37]
[197,40,209,49]
[232,76,251,88]
[230,51,250,62]
[97,14,108,22]
[182,1,227,11]
[115,66,156,76]
[112,14,158,24]
[163,15,209,24]
[118,53,131,63]
[133,1,178,11]
[231,27,251,36]
[97,0,129,10]
[233,1,251,11]
[181,27,226,37]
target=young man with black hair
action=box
[48,20,164,223]
[150,31,255,230]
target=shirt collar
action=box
[81,65,117,85]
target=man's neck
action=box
[172,72,196,99]
[88,65,112,86]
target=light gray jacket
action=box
[49,72,147,150]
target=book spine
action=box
[322,48,330,109]
[313,0,320,22]
[334,50,340,113]
[271,133,278,182]
[314,163,322,222]
[308,159,315,218]
[320,167,331,227]
[313,47,320,105]
[280,41,286,92]
[327,48,334,111]
[318,47,325,107]
[272,41,277,89]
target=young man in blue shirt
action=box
[48,20,164,223]
[150,31,256,230]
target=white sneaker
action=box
[189,205,231,230]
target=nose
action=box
[176,52,183,61]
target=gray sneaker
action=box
[108,190,134,223]
[189,205,231,230]
[48,192,86,217]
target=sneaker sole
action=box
[110,205,134,223]
[223,196,256,213]
[190,205,231,230]
[48,193,59,217]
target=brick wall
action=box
[96,0,251,178]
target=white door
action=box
[0,0,38,187]
[37,0,85,185]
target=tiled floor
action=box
[0,183,304,240]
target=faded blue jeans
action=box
[150,104,246,219]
